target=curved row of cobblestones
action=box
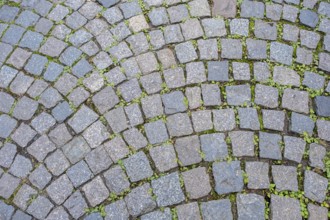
[0,0,329,219]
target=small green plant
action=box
[302,132,319,144]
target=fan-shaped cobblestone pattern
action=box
[0,0,329,219]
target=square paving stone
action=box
[46,174,73,205]
[0,143,16,168]
[128,14,149,33]
[229,131,255,157]
[0,201,15,220]
[270,42,293,65]
[254,20,277,40]
[79,1,102,19]
[284,136,306,163]
[226,84,251,106]
[319,52,330,72]
[186,62,206,84]
[213,109,235,132]
[48,5,69,21]
[300,30,320,49]
[62,136,91,164]
[207,61,229,82]
[192,110,213,132]
[0,43,13,63]
[11,123,37,148]
[51,102,73,123]
[0,92,14,114]
[200,133,228,161]
[9,72,34,95]
[167,4,189,23]
[315,96,330,117]
[7,48,32,69]
[237,194,265,220]
[282,4,299,22]
[148,7,169,26]
[246,38,267,60]
[105,200,130,219]
[202,18,227,37]
[0,173,20,199]
[290,112,315,135]
[182,167,211,199]
[304,170,328,203]
[43,62,63,82]
[201,84,221,106]
[233,62,250,80]
[296,47,314,65]
[152,172,185,207]
[238,108,260,130]
[54,73,77,96]
[186,87,202,109]
[0,66,18,89]
[31,112,56,134]
[92,87,119,114]
[83,121,109,148]
[180,18,204,40]
[145,120,169,144]
[282,88,309,114]
[63,191,88,219]
[26,196,54,219]
[221,39,242,59]
[85,146,113,175]
[262,110,285,131]
[69,29,94,48]
[13,184,37,211]
[123,128,148,150]
[104,67,125,87]
[67,160,93,188]
[39,37,67,57]
[272,165,298,191]
[0,115,17,139]
[27,135,56,162]
[283,24,299,42]
[125,183,156,217]
[125,103,144,127]
[175,41,198,63]
[175,135,202,166]
[166,113,193,137]
[103,165,130,194]
[82,176,109,207]
[29,165,52,190]
[308,204,328,220]
[124,151,153,182]
[121,57,140,78]
[246,162,270,189]
[72,58,93,78]
[201,199,233,220]
[102,6,123,24]
[39,87,63,109]
[24,54,48,76]
[2,25,25,46]
[45,149,70,176]
[230,18,249,36]
[0,5,19,22]
[213,161,244,194]
[273,66,300,87]
[271,195,301,220]
[164,24,184,44]
[303,72,325,90]
[254,84,279,108]
[19,31,44,51]
[68,105,98,134]
[309,143,326,170]
[117,78,142,102]
[176,203,200,220]
[105,107,128,134]
[163,67,185,88]
[259,132,282,160]
[9,155,32,178]
[240,0,264,18]
[150,144,178,172]
[156,48,176,70]
[83,72,104,93]
[141,94,164,119]
[162,91,187,114]
[254,62,270,82]
[149,30,165,49]
[266,3,282,21]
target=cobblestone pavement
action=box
[0,0,329,219]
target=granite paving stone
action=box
[237,194,265,220]
[201,199,233,220]
[271,195,301,220]
[82,176,109,207]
